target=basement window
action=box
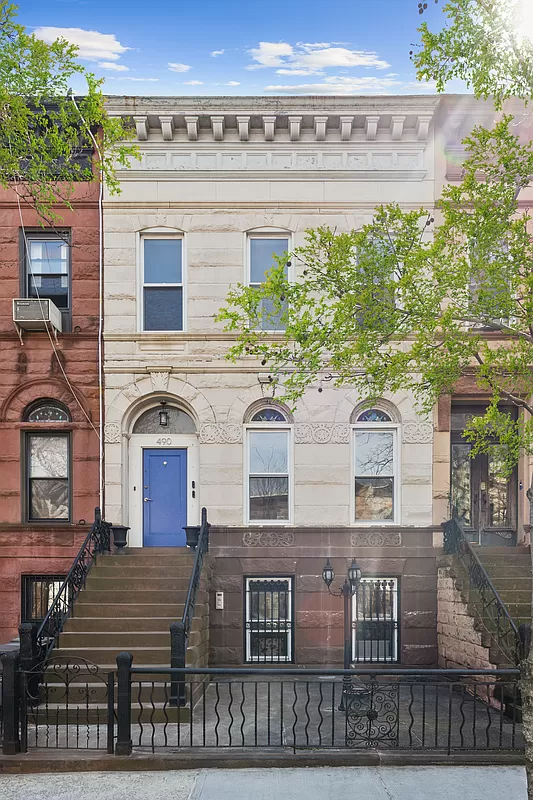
[21,575,67,623]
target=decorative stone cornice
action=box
[106,96,441,145]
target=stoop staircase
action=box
[474,547,532,634]
[42,548,210,722]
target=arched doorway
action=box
[128,402,199,547]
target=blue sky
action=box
[18,0,454,95]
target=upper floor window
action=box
[24,234,71,331]
[142,238,183,331]
[248,235,289,331]
[246,406,291,523]
[26,434,70,521]
[353,408,398,524]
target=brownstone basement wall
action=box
[437,561,497,669]
[208,526,439,667]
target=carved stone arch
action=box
[243,398,294,424]
[1,377,92,423]
[226,383,276,425]
[106,375,215,431]
[350,398,401,424]
[138,224,185,235]
[125,392,199,435]
[244,224,293,234]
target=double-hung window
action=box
[246,408,291,523]
[353,409,399,523]
[248,235,289,331]
[24,233,71,330]
[142,238,184,331]
[24,401,71,522]
[245,577,293,662]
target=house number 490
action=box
[156,437,172,445]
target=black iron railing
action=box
[2,655,524,756]
[182,507,210,640]
[123,664,523,755]
[443,514,523,665]
[169,507,210,705]
[34,507,111,665]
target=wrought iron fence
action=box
[126,666,522,756]
[1,656,523,757]
[34,507,111,665]
[20,657,113,752]
[443,514,524,665]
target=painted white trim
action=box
[350,422,401,526]
[351,577,399,663]
[243,422,294,525]
[137,232,188,333]
[245,231,292,334]
[245,576,293,663]
[128,433,199,547]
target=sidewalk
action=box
[0,766,527,800]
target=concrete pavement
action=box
[0,766,527,800]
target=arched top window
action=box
[24,400,71,423]
[357,408,392,423]
[132,405,196,435]
[251,408,287,423]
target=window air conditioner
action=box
[13,299,63,333]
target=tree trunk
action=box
[523,480,533,797]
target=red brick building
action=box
[0,182,101,644]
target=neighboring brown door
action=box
[450,404,517,546]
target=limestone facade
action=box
[101,95,462,666]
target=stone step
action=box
[73,603,185,618]
[76,590,189,604]
[490,578,533,591]
[64,616,201,633]
[54,646,172,665]
[59,629,203,649]
[472,546,531,556]
[85,577,191,591]
[29,704,189,724]
[483,566,532,578]
[101,550,195,565]
[44,681,177,704]
[91,564,195,578]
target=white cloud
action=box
[276,68,322,76]
[98,61,129,71]
[264,75,402,95]
[248,41,390,73]
[183,80,204,85]
[34,26,129,62]
[107,76,159,82]
[225,80,240,86]
[210,49,225,57]
[401,80,438,92]
[247,42,294,69]
[168,62,191,73]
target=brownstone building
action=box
[0,182,101,644]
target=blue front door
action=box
[143,448,187,546]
